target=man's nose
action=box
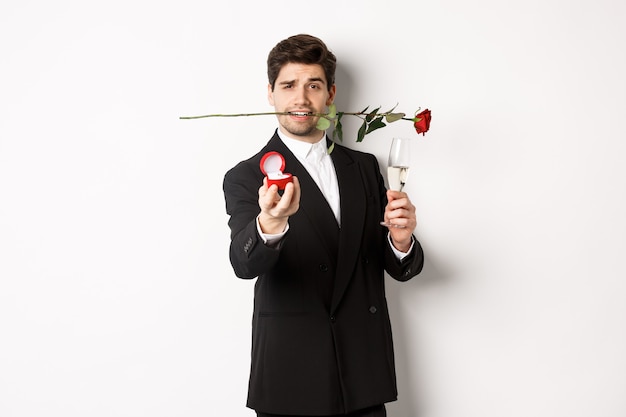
[293,86,311,104]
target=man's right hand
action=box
[258,176,301,234]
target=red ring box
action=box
[260,151,293,190]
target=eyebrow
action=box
[278,77,326,86]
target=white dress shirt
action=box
[258,129,412,259]
[279,130,341,225]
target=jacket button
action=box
[330,315,336,323]
[369,306,377,314]
[319,264,328,272]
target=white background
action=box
[1,1,625,416]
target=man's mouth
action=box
[287,111,314,117]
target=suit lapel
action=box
[329,145,366,314]
[266,135,367,313]
[268,135,340,260]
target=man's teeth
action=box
[289,111,312,116]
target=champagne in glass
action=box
[381,137,410,227]
[387,166,410,192]
[386,137,410,191]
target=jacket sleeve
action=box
[384,236,424,282]
[369,154,424,282]
[223,161,284,279]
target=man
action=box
[223,34,424,417]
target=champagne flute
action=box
[381,137,410,227]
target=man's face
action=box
[268,63,336,143]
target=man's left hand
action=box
[383,190,416,252]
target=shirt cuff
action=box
[387,233,414,261]
[256,215,289,247]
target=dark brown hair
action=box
[267,34,336,92]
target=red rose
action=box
[413,109,431,135]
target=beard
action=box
[276,114,322,139]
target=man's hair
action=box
[267,34,336,92]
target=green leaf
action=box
[366,116,386,134]
[365,106,380,122]
[333,119,344,142]
[357,120,367,142]
[327,103,337,119]
[359,105,370,114]
[327,141,335,155]
[385,112,406,123]
[316,117,331,131]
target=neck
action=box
[277,126,325,144]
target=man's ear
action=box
[267,84,275,106]
[326,84,336,106]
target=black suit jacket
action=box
[223,132,424,415]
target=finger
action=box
[385,208,406,223]
[268,183,279,199]
[386,204,416,224]
[259,185,279,209]
[386,189,407,202]
[277,182,294,208]
[291,176,300,191]
[258,177,268,196]
[388,198,415,213]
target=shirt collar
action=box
[276,128,327,160]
